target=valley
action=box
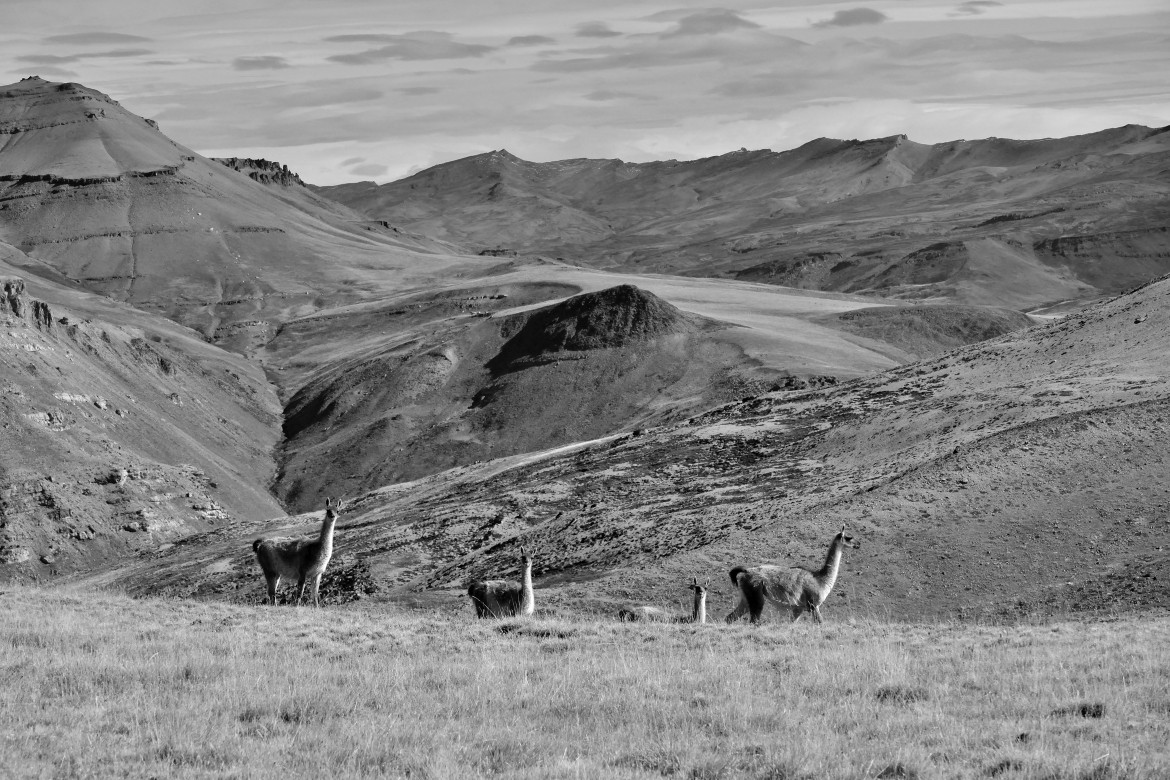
[1,76,1167,625]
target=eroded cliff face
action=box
[214,157,306,187]
[3,278,53,329]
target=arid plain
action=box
[2,76,1169,778]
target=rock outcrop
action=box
[214,157,305,187]
[2,278,52,330]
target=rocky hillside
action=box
[0,257,285,581]
[88,274,1170,620]
[316,126,1170,311]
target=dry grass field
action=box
[2,588,1168,779]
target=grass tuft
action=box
[874,684,930,705]
[1050,702,1107,719]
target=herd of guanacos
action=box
[251,498,858,624]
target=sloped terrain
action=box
[0,77,460,351]
[318,127,1170,310]
[268,274,1034,512]
[89,275,1170,620]
[276,284,812,511]
[0,254,285,581]
[821,304,1036,359]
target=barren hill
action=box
[317,126,1170,311]
[89,273,1170,620]
[0,77,458,351]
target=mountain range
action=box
[2,76,1167,620]
[316,126,1170,312]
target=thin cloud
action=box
[17,49,153,64]
[328,34,493,64]
[585,89,648,102]
[508,35,556,46]
[350,163,389,177]
[952,1,1003,15]
[15,65,77,77]
[398,86,440,95]
[324,34,400,43]
[282,86,382,107]
[233,56,290,70]
[576,22,621,38]
[664,10,761,37]
[533,33,796,74]
[813,8,889,28]
[43,32,151,45]
[17,54,79,64]
[87,48,154,58]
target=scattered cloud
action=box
[43,32,151,45]
[585,89,651,102]
[576,22,621,38]
[952,0,1003,15]
[532,32,795,74]
[328,33,493,64]
[812,8,889,28]
[14,65,77,78]
[17,54,78,64]
[282,86,382,107]
[17,49,153,64]
[88,48,154,59]
[349,163,389,177]
[341,157,364,166]
[323,34,401,44]
[233,56,290,70]
[663,10,761,37]
[508,35,556,46]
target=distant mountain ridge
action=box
[315,124,1170,310]
[0,77,450,352]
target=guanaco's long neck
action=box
[519,559,534,616]
[815,534,845,593]
[319,512,337,555]
[692,591,707,624]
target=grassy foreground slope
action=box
[3,588,1168,780]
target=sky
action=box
[3,0,1168,184]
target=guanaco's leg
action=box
[309,575,322,607]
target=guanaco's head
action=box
[837,524,858,548]
[324,497,345,520]
[687,576,710,597]
[519,545,531,568]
